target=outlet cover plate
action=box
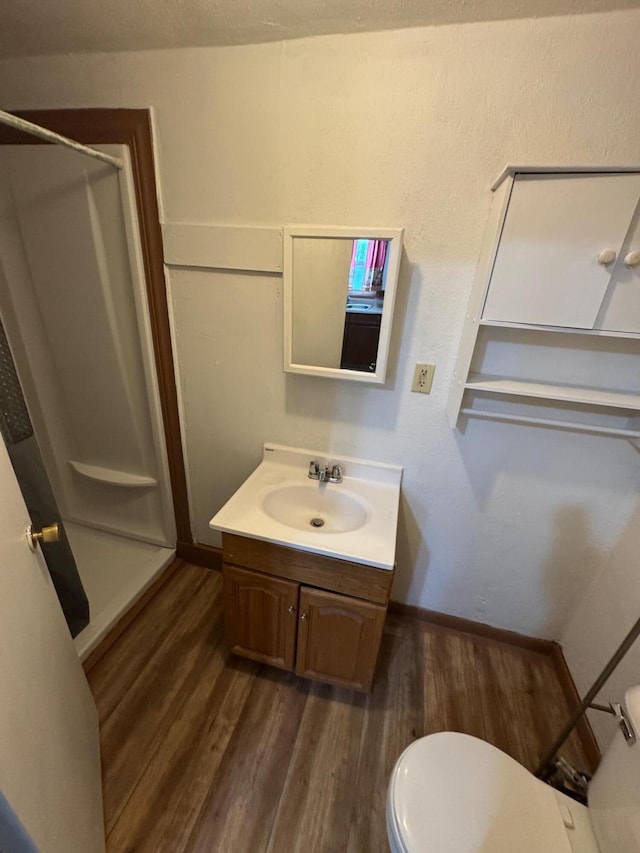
[411,363,436,394]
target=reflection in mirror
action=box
[284,227,403,384]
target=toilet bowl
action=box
[387,686,640,853]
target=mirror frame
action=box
[283,225,403,384]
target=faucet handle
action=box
[308,460,319,478]
[331,464,343,482]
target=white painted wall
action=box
[561,497,640,747]
[0,10,639,642]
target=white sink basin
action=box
[262,483,369,533]
[209,444,403,570]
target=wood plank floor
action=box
[88,562,590,852]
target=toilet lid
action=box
[388,732,573,853]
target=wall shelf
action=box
[478,319,640,341]
[464,375,640,411]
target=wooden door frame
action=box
[0,108,192,545]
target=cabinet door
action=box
[596,209,640,333]
[482,173,640,328]
[223,564,298,670]
[340,314,381,371]
[295,587,386,692]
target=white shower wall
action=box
[0,144,175,547]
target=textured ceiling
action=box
[1,0,639,59]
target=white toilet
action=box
[387,685,640,852]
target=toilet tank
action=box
[588,685,640,853]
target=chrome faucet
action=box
[308,461,343,483]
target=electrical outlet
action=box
[411,363,436,394]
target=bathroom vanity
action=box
[222,534,393,691]
[210,444,402,692]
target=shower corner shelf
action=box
[68,460,157,488]
[448,164,640,440]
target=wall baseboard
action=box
[388,601,555,654]
[82,557,183,675]
[176,540,223,570]
[388,600,601,771]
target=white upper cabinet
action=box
[482,172,640,331]
[448,166,640,440]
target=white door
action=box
[0,438,104,852]
[482,172,640,328]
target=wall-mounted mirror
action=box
[283,226,403,384]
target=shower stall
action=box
[0,136,177,658]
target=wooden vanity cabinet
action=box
[221,533,393,692]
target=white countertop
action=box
[209,444,403,570]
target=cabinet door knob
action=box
[597,249,617,266]
[624,251,640,268]
[288,605,295,614]
[300,612,307,621]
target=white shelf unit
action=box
[448,165,640,440]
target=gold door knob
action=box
[27,522,60,551]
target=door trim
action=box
[0,109,191,543]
